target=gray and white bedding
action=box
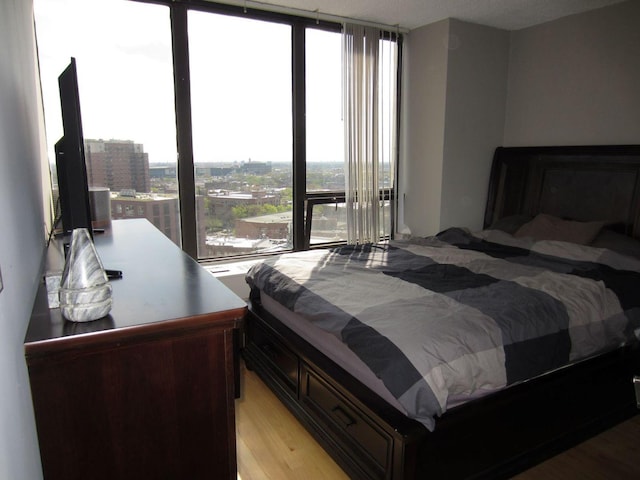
[246,228,640,431]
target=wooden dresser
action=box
[25,219,246,480]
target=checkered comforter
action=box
[246,228,640,430]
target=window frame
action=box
[133,0,401,260]
[304,189,394,249]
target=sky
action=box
[34,0,344,165]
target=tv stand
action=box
[25,219,246,479]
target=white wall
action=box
[401,19,509,236]
[0,1,48,478]
[504,0,640,146]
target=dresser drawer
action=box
[301,364,392,479]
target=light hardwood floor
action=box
[236,363,348,480]
[236,364,640,479]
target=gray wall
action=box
[401,19,509,236]
[0,1,48,478]
[441,20,510,231]
[401,0,640,236]
[400,19,449,236]
[504,0,640,146]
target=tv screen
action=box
[55,57,93,236]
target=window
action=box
[304,28,348,245]
[35,0,400,260]
[188,12,292,258]
[305,27,397,246]
[305,28,344,191]
[34,0,180,244]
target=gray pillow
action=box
[515,214,604,245]
[591,229,640,259]
[489,215,533,235]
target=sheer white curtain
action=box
[343,23,397,244]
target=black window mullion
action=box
[292,22,306,251]
[170,5,198,258]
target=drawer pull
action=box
[332,405,356,428]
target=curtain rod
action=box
[208,0,409,33]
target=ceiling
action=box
[217,0,627,31]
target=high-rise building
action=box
[85,139,150,193]
[111,193,181,245]
[110,192,207,251]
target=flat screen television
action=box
[55,57,93,237]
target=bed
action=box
[242,145,640,480]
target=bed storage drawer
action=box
[248,318,298,395]
[301,363,392,480]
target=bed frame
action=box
[243,145,640,479]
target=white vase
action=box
[59,228,112,322]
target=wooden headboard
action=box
[484,145,640,239]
